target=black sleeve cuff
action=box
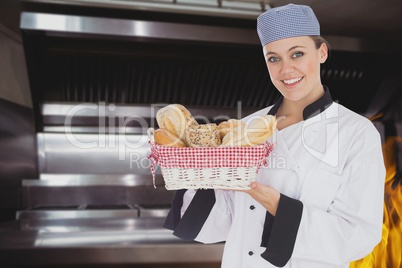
[260,194,303,267]
[163,189,216,241]
[163,189,186,230]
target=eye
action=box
[292,52,304,58]
[268,56,280,63]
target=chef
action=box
[164,4,386,268]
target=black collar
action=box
[267,86,334,120]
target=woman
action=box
[164,4,385,268]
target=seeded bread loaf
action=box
[186,123,221,147]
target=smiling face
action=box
[263,36,328,104]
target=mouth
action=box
[281,77,303,86]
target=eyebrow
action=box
[265,45,306,57]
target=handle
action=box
[147,128,155,143]
[147,127,157,188]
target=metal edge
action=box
[21,0,263,19]
[43,126,147,134]
[0,243,224,264]
[16,209,139,220]
[19,3,402,53]
[36,133,46,174]
[20,11,260,45]
[41,102,257,119]
[23,174,163,186]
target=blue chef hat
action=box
[257,4,320,47]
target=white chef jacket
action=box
[164,88,385,268]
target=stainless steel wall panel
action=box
[17,209,139,220]
[21,12,259,45]
[37,132,154,175]
[36,174,163,186]
[0,99,38,221]
[40,103,257,129]
[0,215,224,265]
[22,184,174,208]
[22,0,264,19]
[0,230,223,265]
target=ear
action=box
[319,43,328,64]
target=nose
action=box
[280,59,295,75]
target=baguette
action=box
[220,115,277,147]
[154,128,186,147]
[217,119,245,139]
[246,114,277,143]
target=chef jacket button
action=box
[248,251,254,256]
[250,205,255,210]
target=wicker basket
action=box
[147,128,274,190]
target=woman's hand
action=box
[242,182,281,216]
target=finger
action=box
[249,181,259,189]
[249,182,269,195]
[248,182,272,201]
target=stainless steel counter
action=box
[0,210,224,265]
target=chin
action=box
[281,91,305,102]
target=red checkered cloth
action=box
[148,141,275,188]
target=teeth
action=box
[283,77,302,84]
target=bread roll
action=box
[217,119,245,139]
[154,128,186,147]
[156,104,198,146]
[220,115,277,147]
[186,123,221,147]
